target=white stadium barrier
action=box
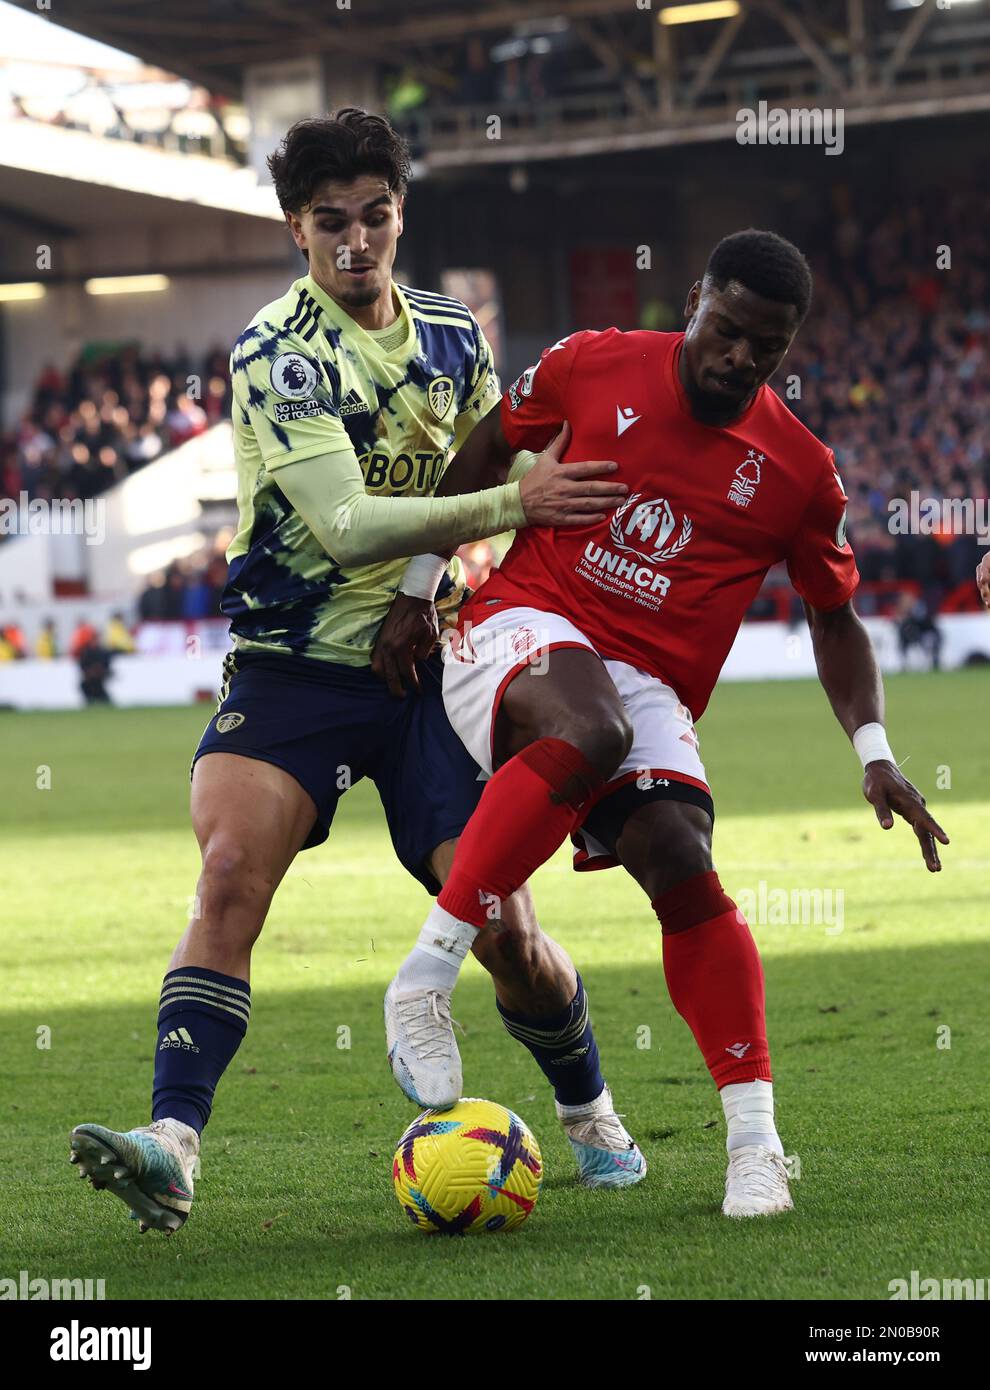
[1,615,987,712]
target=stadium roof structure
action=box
[9,0,990,167]
[0,119,281,223]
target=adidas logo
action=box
[338,389,369,417]
[725,1041,751,1058]
[159,1027,199,1053]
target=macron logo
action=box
[617,405,640,437]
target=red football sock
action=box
[654,869,772,1088]
[439,738,603,928]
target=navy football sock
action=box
[152,967,251,1134]
[496,975,605,1107]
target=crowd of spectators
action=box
[0,345,231,523]
[786,184,989,613]
[132,534,500,624]
[0,612,134,662]
[137,531,232,622]
[2,185,987,626]
[4,60,248,163]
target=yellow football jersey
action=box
[223,274,501,665]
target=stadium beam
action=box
[226,0,455,88]
[37,5,238,96]
[13,0,990,163]
[756,0,846,94]
[847,0,869,97]
[204,44,451,89]
[375,0,646,43]
[682,10,747,108]
[0,204,78,240]
[652,19,678,117]
[73,14,276,42]
[573,20,653,119]
[880,0,935,90]
[422,85,990,169]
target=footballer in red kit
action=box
[472,325,856,724]
[380,229,949,1218]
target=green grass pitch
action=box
[2,669,988,1300]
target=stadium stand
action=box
[4,182,986,615]
[1,0,988,707]
[783,183,990,617]
[0,346,231,525]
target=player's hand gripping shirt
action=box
[473,329,858,720]
[224,276,503,665]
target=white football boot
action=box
[384,981,462,1110]
[69,1117,199,1234]
[722,1144,794,1217]
[557,1086,647,1188]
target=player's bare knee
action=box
[472,919,525,973]
[595,709,634,774]
[648,825,713,898]
[481,926,576,1014]
[662,834,713,891]
[568,708,633,780]
[471,909,535,974]
[197,837,275,924]
[495,887,540,938]
[619,802,713,899]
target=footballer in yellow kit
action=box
[67,109,645,1236]
[223,271,502,668]
[203,266,514,859]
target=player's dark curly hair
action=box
[267,108,412,214]
[704,229,813,321]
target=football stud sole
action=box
[69,1129,187,1234]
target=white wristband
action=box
[852,722,895,770]
[399,554,448,601]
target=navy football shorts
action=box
[192,648,484,894]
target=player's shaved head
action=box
[704,229,812,323]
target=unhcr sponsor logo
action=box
[581,543,671,596]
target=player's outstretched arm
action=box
[370,416,626,695]
[804,598,949,872]
[276,426,625,569]
[276,446,524,568]
[438,410,625,524]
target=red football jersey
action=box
[464,329,858,721]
